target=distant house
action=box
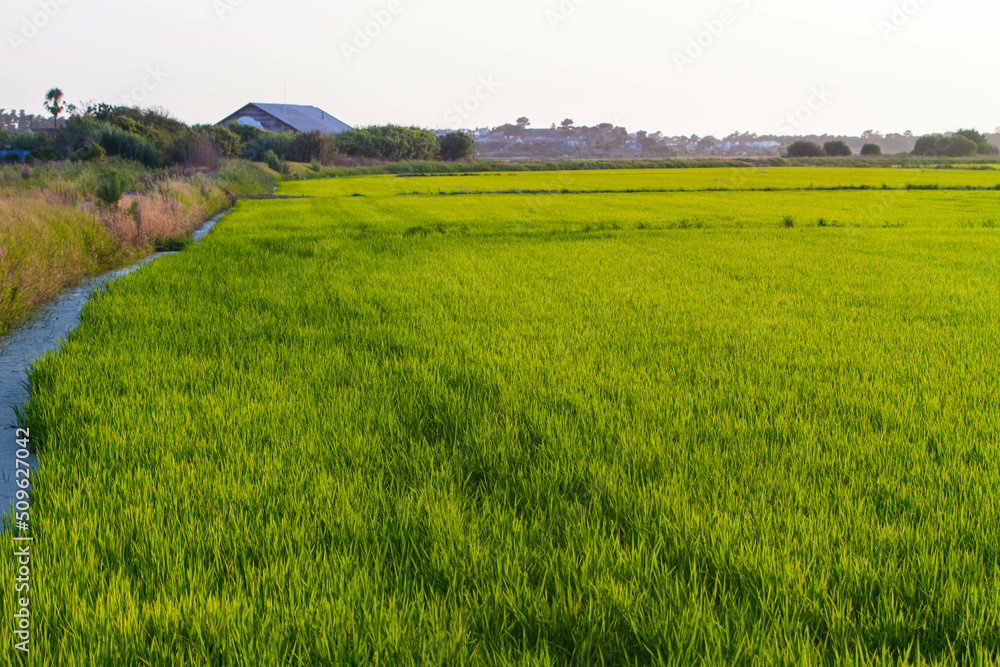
[431,129,473,137]
[217,103,352,135]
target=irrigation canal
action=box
[0,213,224,530]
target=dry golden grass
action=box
[104,191,188,247]
[1,178,229,335]
[0,192,122,334]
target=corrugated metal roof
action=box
[249,103,352,135]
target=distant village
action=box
[435,120,945,159]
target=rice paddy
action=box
[283,166,1000,197]
[2,167,999,665]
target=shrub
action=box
[261,149,279,171]
[286,131,325,163]
[187,134,221,169]
[10,131,47,152]
[336,125,441,161]
[30,148,65,162]
[438,132,474,161]
[56,113,159,165]
[161,130,196,166]
[262,149,291,175]
[95,126,160,167]
[955,129,1000,156]
[309,158,323,172]
[318,136,344,165]
[226,122,267,145]
[242,133,291,162]
[95,169,130,207]
[860,143,882,156]
[89,104,188,149]
[912,134,978,158]
[70,143,107,163]
[195,124,242,158]
[53,115,101,154]
[786,141,826,158]
[943,136,978,158]
[824,140,852,157]
[782,215,796,228]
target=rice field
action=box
[283,166,1000,197]
[3,167,999,665]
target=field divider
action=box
[394,184,1000,197]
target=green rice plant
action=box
[282,166,1000,198]
[3,169,1000,665]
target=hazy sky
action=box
[4,0,999,136]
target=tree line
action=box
[1,90,475,168]
[786,130,998,158]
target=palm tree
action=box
[44,88,65,130]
